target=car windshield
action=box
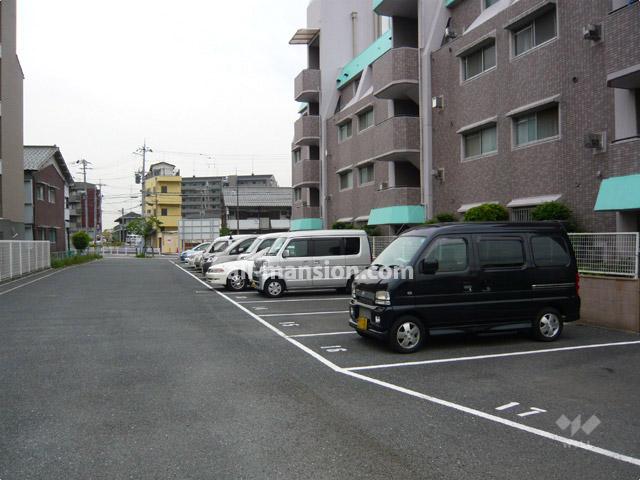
[266,237,286,256]
[194,243,210,251]
[246,237,262,254]
[212,240,229,253]
[373,236,428,267]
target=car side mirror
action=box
[420,259,439,275]
[282,250,290,258]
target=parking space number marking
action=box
[321,345,347,353]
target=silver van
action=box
[252,230,371,298]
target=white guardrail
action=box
[0,241,51,282]
[371,233,639,279]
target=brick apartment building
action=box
[290,0,640,233]
[69,182,102,241]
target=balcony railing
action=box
[294,69,321,103]
[372,116,421,166]
[292,203,320,219]
[373,47,419,102]
[293,115,321,146]
[376,186,421,206]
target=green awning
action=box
[594,174,640,211]
[336,30,392,90]
[291,218,323,231]
[368,205,425,226]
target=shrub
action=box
[219,226,232,236]
[71,231,92,252]
[426,212,458,224]
[332,222,354,230]
[464,204,509,222]
[531,201,572,221]
[51,253,102,269]
[361,225,379,237]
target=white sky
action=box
[19,0,307,228]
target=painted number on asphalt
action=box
[279,322,299,327]
[495,401,547,417]
[321,345,347,353]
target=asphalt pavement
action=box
[1,257,639,479]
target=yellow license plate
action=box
[357,316,368,330]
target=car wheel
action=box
[226,271,246,291]
[263,278,285,298]
[388,316,425,353]
[532,308,563,342]
[337,277,354,294]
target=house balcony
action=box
[293,115,321,146]
[292,148,320,188]
[373,0,418,18]
[376,186,421,206]
[373,47,419,102]
[294,69,321,103]
[371,116,421,167]
[292,202,320,219]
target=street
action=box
[1,257,639,479]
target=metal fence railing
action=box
[0,241,51,282]
[569,233,638,278]
[369,233,639,278]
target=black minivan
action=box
[349,223,580,353]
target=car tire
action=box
[226,270,246,291]
[532,308,564,342]
[337,277,354,294]
[263,278,285,298]
[388,316,425,354]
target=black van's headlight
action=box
[375,291,390,306]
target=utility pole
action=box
[136,141,153,218]
[121,208,125,243]
[235,169,240,235]
[76,159,92,234]
[95,180,104,243]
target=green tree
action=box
[331,221,354,230]
[71,231,91,253]
[426,212,458,224]
[219,226,232,237]
[464,204,509,222]
[531,201,572,221]
[126,216,163,256]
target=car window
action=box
[284,239,310,258]
[375,236,427,267]
[267,237,286,256]
[424,237,468,273]
[531,236,571,267]
[212,241,228,253]
[232,238,255,254]
[478,238,525,268]
[313,238,342,256]
[257,238,276,251]
[345,237,360,256]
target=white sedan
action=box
[205,249,268,291]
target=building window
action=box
[49,229,57,244]
[358,164,374,185]
[339,170,353,191]
[510,206,534,221]
[292,149,302,164]
[358,109,374,131]
[161,186,168,194]
[36,184,45,201]
[463,125,497,159]
[514,8,556,57]
[514,105,559,146]
[484,0,499,7]
[294,188,302,202]
[48,187,56,203]
[462,41,496,80]
[161,208,168,216]
[338,120,353,142]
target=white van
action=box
[252,230,371,298]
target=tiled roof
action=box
[24,146,74,183]
[223,187,293,208]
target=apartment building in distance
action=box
[0,0,25,239]
[145,162,182,253]
[291,0,640,233]
[69,182,102,241]
[431,0,640,232]
[181,176,224,219]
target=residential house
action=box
[145,162,182,253]
[113,211,142,243]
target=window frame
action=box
[338,120,353,143]
[512,8,557,58]
[462,124,498,160]
[36,184,45,201]
[161,208,168,216]
[461,41,497,82]
[358,164,375,186]
[512,104,560,148]
[48,187,56,204]
[338,170,354,191]
[357,109,374,132]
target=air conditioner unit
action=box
[583,24,601,41]
[378,182,388,191]
[432,95,444,109]
[584,132,605,151]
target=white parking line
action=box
[172,261,640,468]
[288,331,357,338]
[260,311,349,318]
[344,340,640,372]
[238,297,349,304]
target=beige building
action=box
[0,0,25,239]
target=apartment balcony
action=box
[293,115,321,146]
[373,47,419,102]
[294,69,321,103]
[292,202,320,219]
[373,0,418,18]
[371,116,421,167]
[376,186,421,206]
[292,148,320,188]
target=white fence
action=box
[569,232,638,278]
[370,232,639,278]
[0,241,51,282]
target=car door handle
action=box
[463,284,473,293]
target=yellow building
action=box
[144,162,182,253]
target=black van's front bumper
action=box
[348,300,396,339]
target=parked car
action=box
[252,230,371,298]
[201,235,257,274]
[188,237,231,269]
[349,222,581,353]
[180,242,211,263]
[205,232,286,290]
